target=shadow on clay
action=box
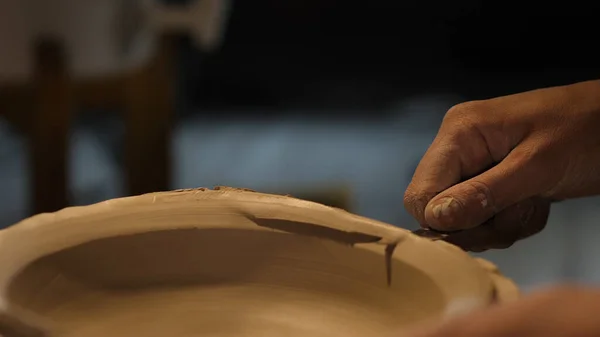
[247,218,399,285]
[249,218,382,245]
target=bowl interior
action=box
[7,228,446,336]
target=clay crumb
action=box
[213,186,257,192]
[172,187,208,193]
[171,186,258,193]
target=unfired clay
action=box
[0,187,518,337]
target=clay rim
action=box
[0,187,518,306]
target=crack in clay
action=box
[244,215,398,287]
[170,187,404,288]
[166,187,405,288]
[385,244,397,287]
[172,187,400,287]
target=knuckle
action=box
[444,101,488,126]
[403,189,417,210]
[403,190,424,219]
[403,188,432,225]
[446,101,484,120]
[443,101,490,143]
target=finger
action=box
[404,131,494,226]
[402,286,600,337]
[424,139,552,231]
[400,303,526,337]
[404,138,462,226]
[400,306,523,337]
[442,197,551,252]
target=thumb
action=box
[424,143,551,231]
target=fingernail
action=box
[430,197,460,219]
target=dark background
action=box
[174,0,600,114]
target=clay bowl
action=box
[0,187,518,337]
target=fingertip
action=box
[425,181,497,231]
[424,195,464,230]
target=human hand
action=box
[401,286,600,337]
[404,80,600,251]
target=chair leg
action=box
[30,39,73,214]
[123,35,175,195]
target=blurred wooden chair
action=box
[0,36,174,215]
[0,0,230,215]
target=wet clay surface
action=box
[8,229,443,336]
